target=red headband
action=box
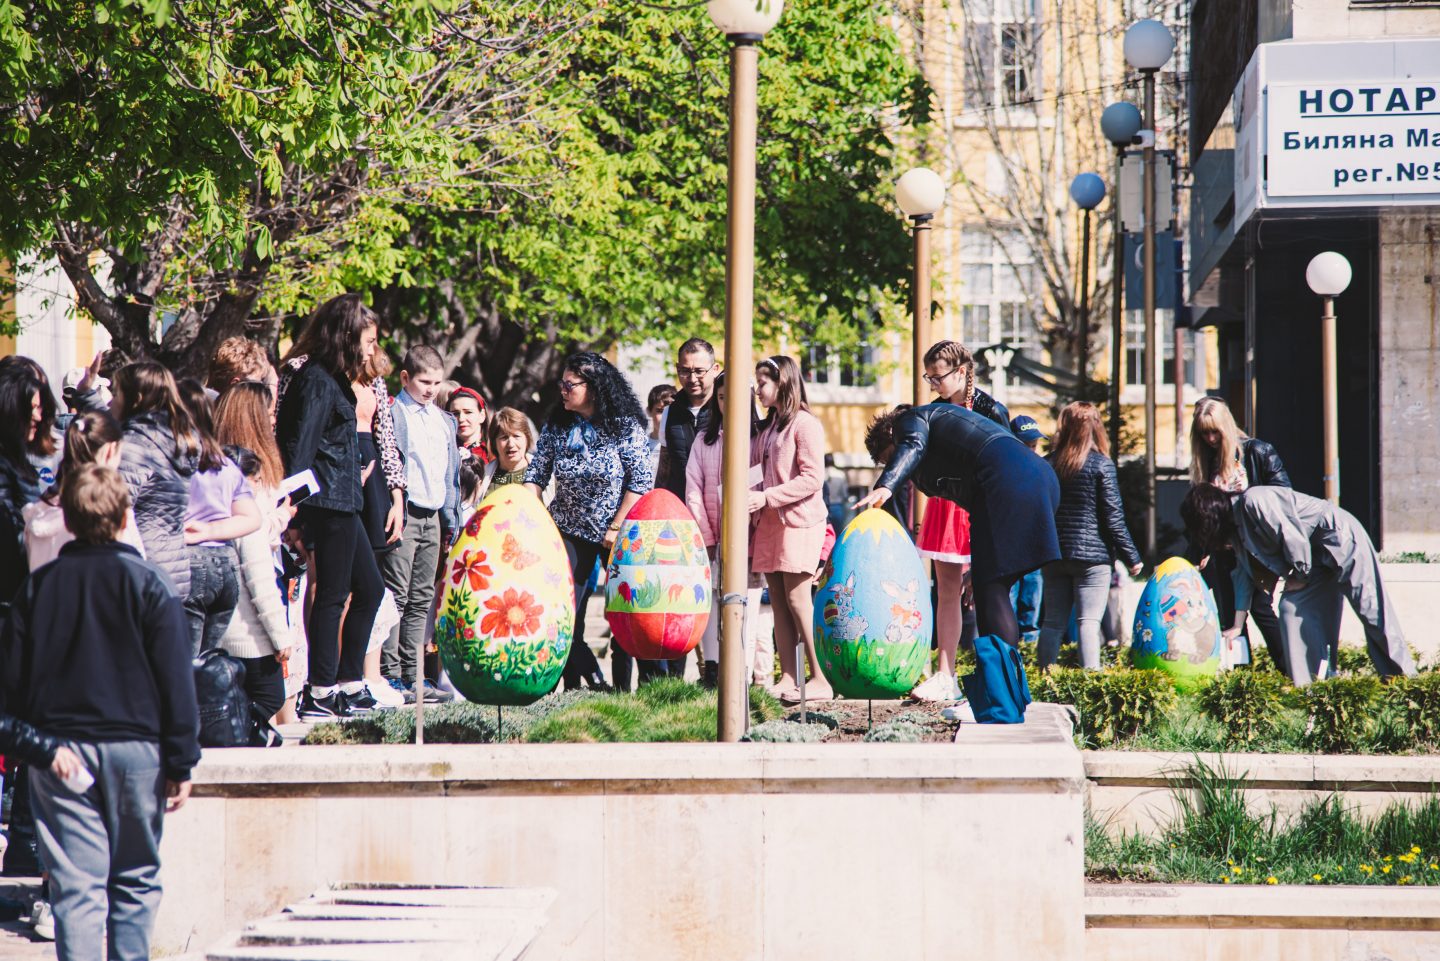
[451,386,486,410]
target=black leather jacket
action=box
[1051,450,1141,568]
[1242,438,1291,488]
[875,403,1018,511]
[0,713,63,768]
[276,361,363,514]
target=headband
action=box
[758,358,781,374]
[451,386,486,410]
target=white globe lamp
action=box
[707,0,783,37]
[896,167,946,221]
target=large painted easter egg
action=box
[1130,556,1223,691]
[813,508,932,699]
[435,485,573,705]
[604,489,711,661]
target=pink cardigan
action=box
[685,433,724,547]
[752,411,826,528]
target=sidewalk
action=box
[0,876,50,960]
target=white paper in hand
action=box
[278,469,320,506]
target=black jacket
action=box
[1051,450,1142,568]
[276,361,362,514]
[1242,438,1291,488]
[661,403,709,498]
[0,712,64,769]
[971,389,1011,432]
[875,403,1020,511]
[0,541,200,781]
[0,454,33,603]
[118,410,198,597]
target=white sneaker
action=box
[367,678,405,708]
[30,900,55,941]
[910,672,960,702]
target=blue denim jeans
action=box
[183,545,239,657]
[1009,568,1044,644]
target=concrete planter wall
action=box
[158,708,1085,961]
[1086,751,1440,837]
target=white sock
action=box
[310,684,338,699]
[340,681,366,695]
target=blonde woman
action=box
[1187,396,1291,670]
[1039,403,1141,671]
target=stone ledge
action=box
[1084,751,1440,791]
[1086,883,1440,927]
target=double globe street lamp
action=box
[1100,101,1142,461]
[1123,17,1174,560]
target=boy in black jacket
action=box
[0,464,200,961]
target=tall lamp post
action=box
[1101,102,1141,462]
[1124,18,1174,560]
[896,167,946,534]
[709,0,782,742]
[1306,251,1351,506]
[1069,172,1106,385]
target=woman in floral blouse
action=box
[526,352,653,691]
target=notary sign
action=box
[1267,81,1440,196]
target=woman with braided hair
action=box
[908,341,1012,700]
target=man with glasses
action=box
[655,338,721,499]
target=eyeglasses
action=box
[676,364,717,380]
[922,367,961,388]
[559,379,587,395]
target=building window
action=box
[958,227,1041,352]
[964,0,1039,109]
[1125,315,1198,387]
[803,330,877,389]
[804,344,830,385]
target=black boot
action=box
[701,661,719,689]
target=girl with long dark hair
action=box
[1038,402,1142,670]
[177,380,260,656]
[275,293,387,719]
[0,364,47,598]
[750,356,830,703]
[525,351,653,691]
[112,362,202,597]
[684,372,771,686]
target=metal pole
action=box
[1321,295,1340,505]
[717,38,760,742]
[910,216,932,535]
[1174,323,1184,469]
[1109,147,1125,462]
[1078,207,1092,383]
[1142,68,1158,559]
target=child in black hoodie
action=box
[0,463,199,961]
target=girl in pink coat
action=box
[750,356,830,704]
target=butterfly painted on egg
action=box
[502,533,540,570]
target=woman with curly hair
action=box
[1181,482,1413,686]
[526,352,653,691]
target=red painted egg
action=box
[604,489,711,661]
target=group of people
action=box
[0,295,1418,958]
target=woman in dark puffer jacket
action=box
[1039,402,1142,671]
[0,364,50,602]
[1188,396,1290,671]
[113,363,201,597]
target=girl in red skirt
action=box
[910,341,1012,701]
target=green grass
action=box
[1087,758,1440,885]
[303,679,784,745]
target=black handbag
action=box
[192,649,251,748]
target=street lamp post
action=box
[1069,173,1106,385]
[1124,18,1174,560]
[896,167,946,535]
[1101,102,1142,463]
[1306,251,1352,506]
[709,0,782,742]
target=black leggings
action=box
[237,653,287,721]
[562,533,605,687]
[303,507,384,688]
[974,574,1022,648]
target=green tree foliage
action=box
[0,0,585,370]
[361,0,924,408]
